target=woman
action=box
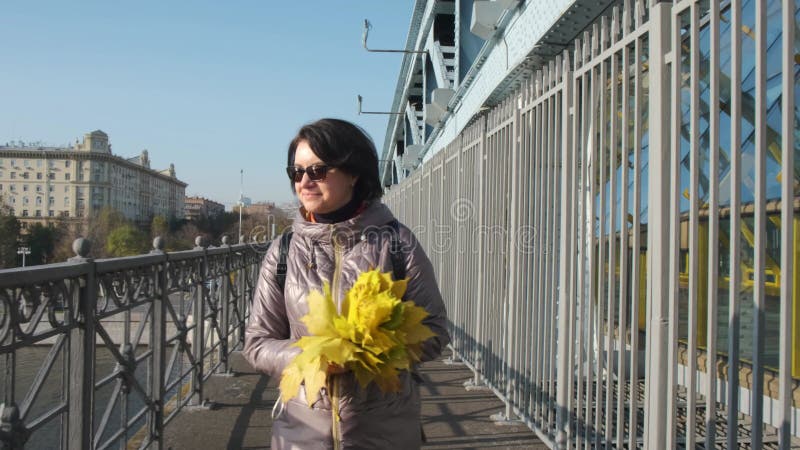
[244,118,450,449]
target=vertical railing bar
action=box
[452,136,463,366]
[539,77,551,429]
[531,77,544,425]
[726,0,742,445]
[584,40,598,449]
[545,77,557,430]
[538,76,549,427]
[504,100,520,421]
[595,27,608,446]
[556,52,574,448]
[705,0,721,446]
[666,4,682,448]
[751,0,767,444]
[617,40,630,449]
[686,2,700,447]
[473,117,486,388]
[643,3,675,449]
[778,0,796,446]
[577,48,590,448]
[489,126,497,390]
[605,44,618,447]
[524,95,535,421]
[517,98,528,419]
[566,50,580,450]
[628,27,643,450]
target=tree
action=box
[0,206,20,268]
[151,215,169,238]
[86,207,127,258]
[106,225,149,257]
[24,223,66,265]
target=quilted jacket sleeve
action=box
[243,238,301,377]
[400,226,451,362]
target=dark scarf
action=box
[309,195,365,224]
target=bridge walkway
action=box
[160,351,546,449]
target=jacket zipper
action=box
[330,225,343,450]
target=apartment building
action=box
[0,130,187,227]
[184,196,224,221]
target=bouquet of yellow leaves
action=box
[279,269,436,406]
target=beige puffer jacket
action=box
[243,201,450,450]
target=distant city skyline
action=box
[0,1,412,208]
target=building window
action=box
[48,197,54,205]
[22,172,28,179]
[49,185,54,193]
[9,185,14,192]
[65,173,70,181]
[36,197,42,206]
[48,160,55,169]
[22,185,28,192]
[36,173,42,180]
[64,197,70,206]
[35,185,41,193]
[22,197,28,205]
[63,186,68,192]
[36,160,42,168]
[78,173,83,181]
[8,208,13,215]
[23,160,30,168]
[48,173,55,180]
[35,210,41,217]
[10,172,15,179]
[65,160,70,167]
[48,210,54,217]
[10,197,15,204]
[10,160,16,167]
[22,210,28,217]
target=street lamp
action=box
[238,169,244,244]
[17,246,30,267]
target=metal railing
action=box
[384,0,798,447]
[0,236,265,449]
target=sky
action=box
[0,1,413,208]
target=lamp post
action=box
[17,246,30,267]
[238,169,243,243]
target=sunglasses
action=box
[286,164,331,182]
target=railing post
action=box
[191,236,208,406]
[67,238,95,450]
[149,237,167,449]
[219,236,231,374]
[555,51,574,449]
[238,248,247,347]
[643,3,673,449]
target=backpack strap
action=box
[387,219,406,281]
[276,231,293,290]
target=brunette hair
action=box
[287,118,383,202]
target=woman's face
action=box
[293,140,358,214]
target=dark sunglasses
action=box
[286,164,331,182]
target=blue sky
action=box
[0,1,412,207]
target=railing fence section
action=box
[0,236,264,449]
[384,0,798,447]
